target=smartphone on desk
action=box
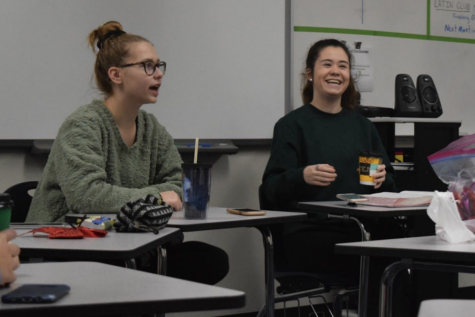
[336,193,368,203]
[1,284,70,304]
[226,208,266,216]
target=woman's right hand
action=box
[159,191,183,211]
[304,164,337,186]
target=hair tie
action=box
[97,30,126,50]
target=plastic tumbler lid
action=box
[0,193,14,208]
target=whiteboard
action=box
[292,0,475,135]
[0,0,285,139]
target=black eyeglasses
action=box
[118,60,166,76]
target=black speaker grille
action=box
[401,86,416,103]
[422,86,439,104]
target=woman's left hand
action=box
[160,191,183,211]
[373,164,386,189]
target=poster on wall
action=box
[346,41,374,92]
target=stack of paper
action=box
[360,191,434,207]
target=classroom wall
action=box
[0,0,286,140]
[292,0,474,136]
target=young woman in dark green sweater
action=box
[262,39,396,211]
[262,40,401,312]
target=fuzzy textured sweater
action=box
[27,100,183,222]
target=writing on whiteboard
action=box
[431,0,475,39]
[444,24,475,33]
[434,0,471,12]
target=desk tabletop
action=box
[418,299,475,317]
[167,207,307,232]
[0,262,245,316]
[12,227,182,260]
[336,235,475,262]
[298,201,428,217]
[370,118,461,124]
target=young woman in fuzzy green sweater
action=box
[28,23,182,222]
[27,21,228,285]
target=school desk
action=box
[336,236,475,317]
[297,200,428,317]
[167,207,308,317]
[12,226,181,270]
[0,261,245,316]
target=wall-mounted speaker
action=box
[417,74,443,118]
[394,74,422,117]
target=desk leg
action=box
[358,255,370,317]
[380,261,405,317]
[157,246,167,275]
[348,216,369,317]
[329,214,370,317]
[256,225,274,317]
[156,247,168,317]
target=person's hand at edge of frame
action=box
[0,229,21,286]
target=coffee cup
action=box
[182,163,211,219]
[0,193,13,231]
[359,152,382,186]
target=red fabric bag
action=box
[21,227,108,239]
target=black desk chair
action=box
[258,185,358,317]
[4,181,38,222]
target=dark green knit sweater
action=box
[262,104,397,211]
[27,100,183,222]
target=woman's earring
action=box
[309,79,313,82]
